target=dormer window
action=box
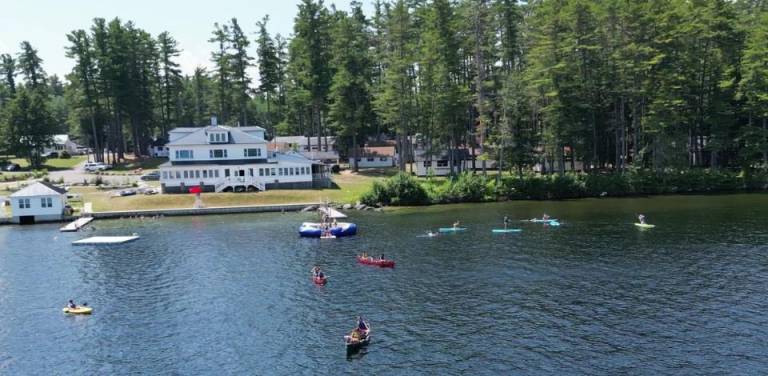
[208,132,228,144]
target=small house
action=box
[349,146,396,168]
[271,136,340,164]
[10,182,68,224]
[415,149,474,177]
[148,138,169,158]
[43,134,80,156]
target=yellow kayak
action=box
[634,223,655,229]
[63,306,93,315]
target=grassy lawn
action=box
[72,170,386,212]
[5,156,86,171]
[109,157,166,172]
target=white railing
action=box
[215,177,265,193]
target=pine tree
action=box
[157,31,183,135]
[228,18,253,126]
[329,2,374,172]
[209,22,233,124]
[256,15,280,137]
[17,41,47,92]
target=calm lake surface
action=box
[1,194,768,375]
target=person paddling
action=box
[453,220,461,229]
[68,299,77,309]
[311,266,321,277]
[638,214,646,224]
[503,216,511,229]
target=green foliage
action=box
[360,172,428,206]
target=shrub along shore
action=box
[361,170,768,206]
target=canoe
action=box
[357,256,395,268]
[313,275,328,285]
[438,227,467,233]
[63,306,92,315]
[634,223,655,229]
[345,324,371,355]
[492,228,522,233]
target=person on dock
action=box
[503,216,511,229]
[638,214,646,224]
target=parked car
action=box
[4,163,21,171]
[84,162,111,172]
[140,171,160,181]
[42,151,59,158]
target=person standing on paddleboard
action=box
[503,216,511,229]
[638,214,646,224]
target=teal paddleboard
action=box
[492,229,522,233]
[439,227,467,232]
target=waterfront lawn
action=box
[109,157,166,172]
[6,156,86,171]
[74,170,384,212]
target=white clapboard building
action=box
[10,182,68,224]
[159,118,331,193]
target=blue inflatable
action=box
[299,222,357,238]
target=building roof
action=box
[273,151,321,164]
[10,182,67,197]
[360,146,396,157]
[167,126,266,146]
[273,136,336,146]
[53,134,71,145]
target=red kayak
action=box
[356,256,395,268]
[313,275,328,285]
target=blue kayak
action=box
[492,229,522,233]
[438,227,467,233]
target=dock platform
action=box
[72,235,139,245]
[60,217,94,232]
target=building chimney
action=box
[211,116,218,126]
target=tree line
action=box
[0,0,766,174]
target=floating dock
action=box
[318,207,347,219]
[60,217,94,232]
[72,235,139,245]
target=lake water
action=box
[1,194,767,375]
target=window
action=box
[271,168,276,176]
[259,168,264,176]
[203,170,208,179]
[183,171,189,179]
[423,161,432,167]
[278,168,283,176]
[18,198,30,209]
[175,150,193,159]
[214,170,220,178]
[41,197,53,208]
[244,148,261,157]
[380,157,388,161]
[367,158,375,162]
[175,171,181,179]
[437,160,448,167]
[209,149,227,158]
[249,168,253,177]
[162,171,168,179]
[195,170,200,179]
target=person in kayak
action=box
[357,316,368,331]
[311,266,321,276]
[317,270,325,279]
[638,214,646,224]
[379,254,385,260]
[68,300,77,309]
